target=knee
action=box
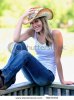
[11,42,27,54]
[19,50,29,57]
[14,42,27,51]
[8,42,28,54]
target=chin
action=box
[35,29,42,33]
[35,31,40,33]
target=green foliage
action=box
[67,3,74,19]
[0,0,10,15]
[0,0,74,31]
[67,25,74,32]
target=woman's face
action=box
[30,18,43,32]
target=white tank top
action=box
[34,32,57,75]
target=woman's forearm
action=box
[56,59,64,84]
[13,13,28,42]
[13,9,35,42]
[13,17,24,42]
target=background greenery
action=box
[0,0,74,31]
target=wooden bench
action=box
[0,82,74,96]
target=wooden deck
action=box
[0,82,74,96]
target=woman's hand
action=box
[61,80,74,85]
[20,8,36,24]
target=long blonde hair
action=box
[39,17,53,46]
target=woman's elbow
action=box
[13,38,20,42]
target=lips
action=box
[34,26,41,30]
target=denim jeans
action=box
[2,42,55,86]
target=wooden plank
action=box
[34,86,40,95]
[12,91,17,95]
[30,88,33,95]
[24,88,28,95]
[44,86,49,95]
[18,90,23,95]
[61,89,66,96]
[52,88,57,96]
[22,89,25,95]
[50,82,74,90]
[65,90,70,96]
[57,89,61,96]
[70,90,74,96]
[48,87,52,95]
[40,87,44,95]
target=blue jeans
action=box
[2,42,55,86]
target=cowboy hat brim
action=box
[24,8,53,24]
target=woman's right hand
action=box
[20,8,36,24]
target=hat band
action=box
[28,8,43,20]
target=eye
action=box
[35,19,38,22]
[30,19,39,25]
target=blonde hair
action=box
[39,17,53,46]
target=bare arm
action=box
[52,30,64,83]
[52,30,74,85]
[14,26,34,42]
[13,8,35,42]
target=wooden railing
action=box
[0,82,74,96]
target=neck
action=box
[38,31,44,35]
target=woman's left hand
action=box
[62,81,74,85]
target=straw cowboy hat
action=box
[24,7,53,24]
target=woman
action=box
[0,7,74,89]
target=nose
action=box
[32,22,37,27]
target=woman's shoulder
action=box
[52,29,62,36]
[51,29,63,45]
[51,29,62,39]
